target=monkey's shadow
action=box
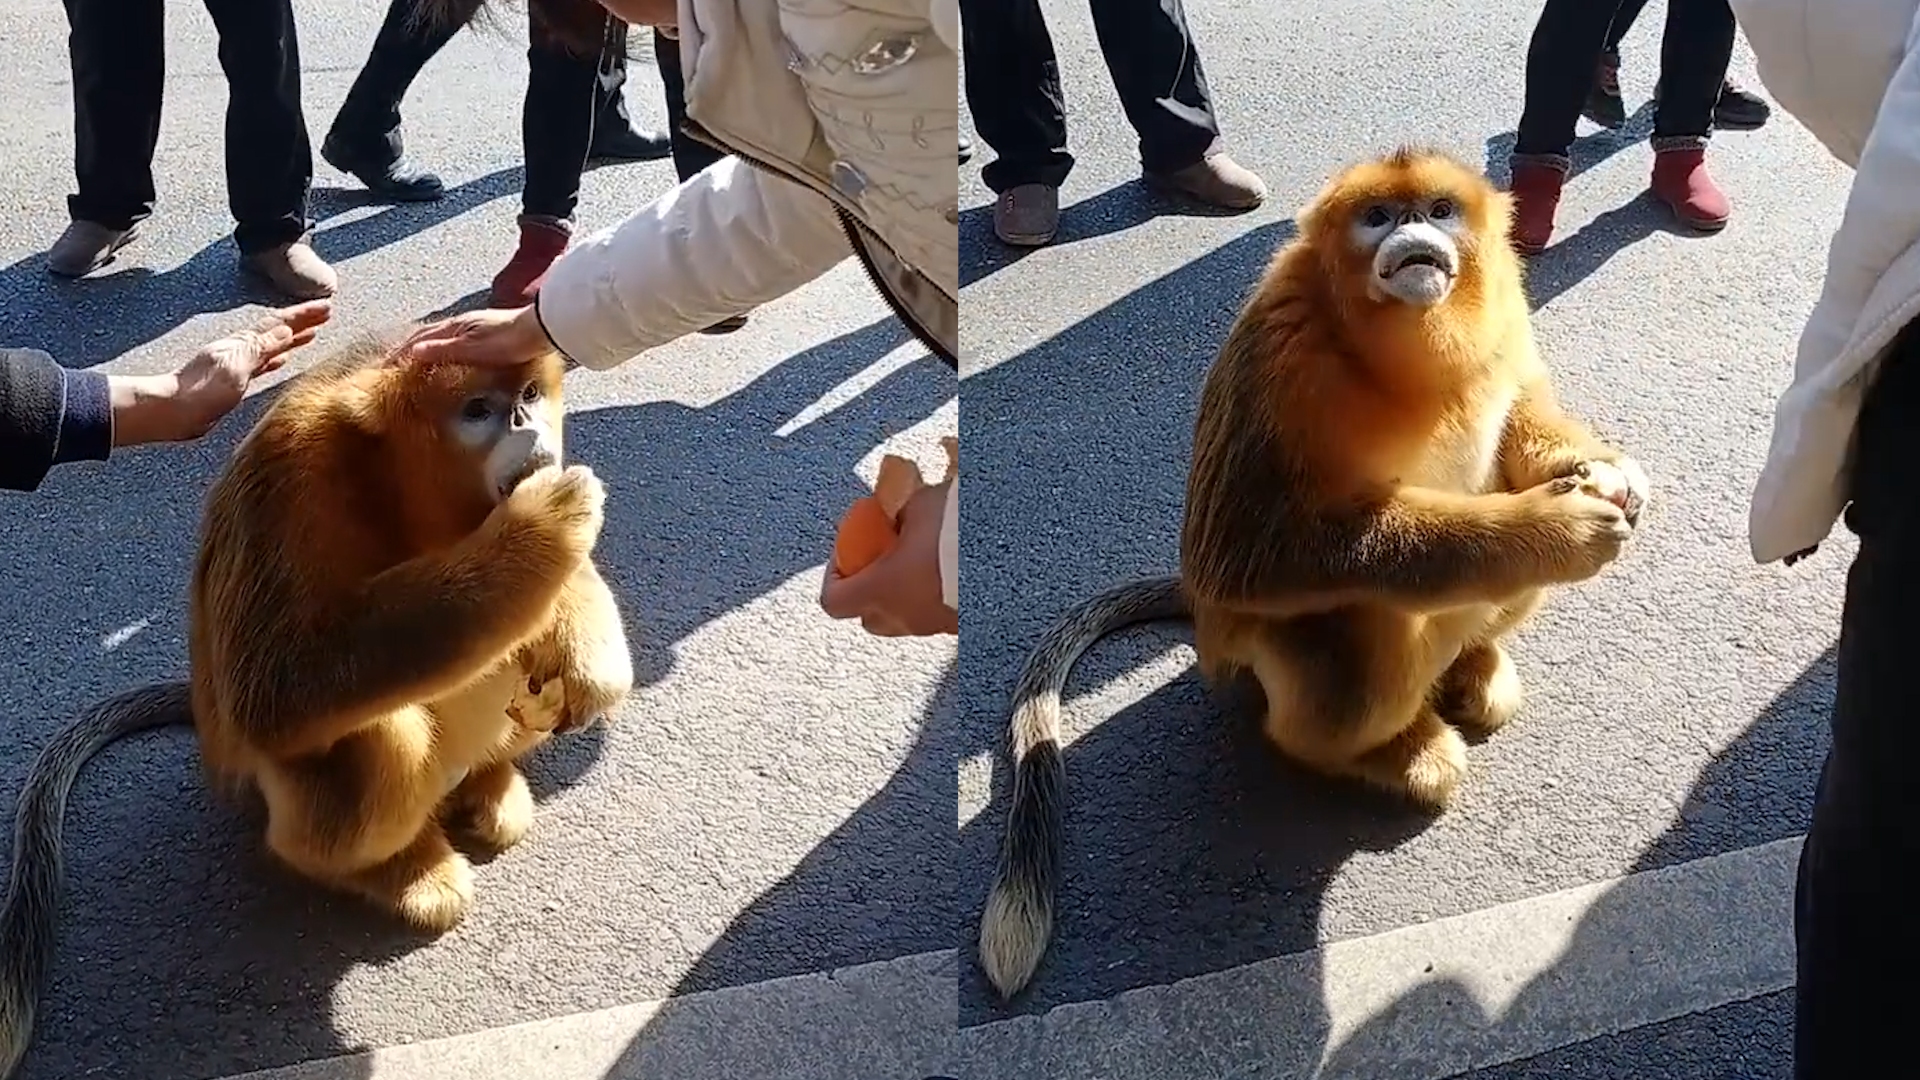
[0,312,951,1080]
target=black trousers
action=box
[651,28,724,183]
[1513,0,1735,155]
[1604,0,1653,52]
[1794,319,1920,1078]
[959,0,1220,194]
[62,0,311,253]
[328,0,631,220]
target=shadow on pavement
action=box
[596,658,957,1079]
[0,305,951,1078]
[1318,645,1833,1078]
[960,178,1260,289]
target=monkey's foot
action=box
[354,827,475,934]
[445,763,536,852]
[1352,710,1469,809]
[1435,643,1524,735]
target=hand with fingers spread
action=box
[122,299,336,445]
[819,481,958,637]
[395,306,556,370]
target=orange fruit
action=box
[832,495,899,576]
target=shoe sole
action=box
[47,223,140,278]
[994,226,1057,247]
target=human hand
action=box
[111,299,333,447]
[819,481,958,637]
[395,306,556,368]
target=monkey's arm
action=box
[237,522,581,758]
[1182,484,1581,618]
[1498,373,1623,490]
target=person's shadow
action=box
[0,308,951,1079]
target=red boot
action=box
[1506,154,1569,255]
[1650,140,1730,233]
[490,214,572,308]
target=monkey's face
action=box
[1352,196,1465,308]
[439,360,568,504]
[1306,148,1512,311]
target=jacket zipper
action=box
[681,120,958,370]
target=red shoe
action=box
[1649,141,1730,232]
[1506,154,1569,255]
[489,214,572,308]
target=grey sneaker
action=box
[1145,152,1268,211]
[241,239,338,300]
[993,183,1060,247]
[46,219,140,278]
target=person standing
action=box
[959,0,1267,248]
[321,0,671,307]
[49,0,335,300]
[1734,0,1920,1076]
[1507,0,1739,254]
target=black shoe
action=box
[320,133,446,202]
[1582,49,1628,129]
[590,125,673,162]
[959,133,973,165]
[1713,79,1772,130]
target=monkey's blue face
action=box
[449,376,562,502]
[1349,196,1466,308]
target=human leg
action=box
[959,0,1073,245]
[50,0,165,276]
[203,0,335,298]
[1084,0,1265,210]
[492,11,603,307]
[587,18,670,162]
[1509,0,1625,252]
[1647,0,1737,232]
[322,0,454,201]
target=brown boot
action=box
[1144,152,1268,211]
[1649,138,1730,232]
[993,183,1059,247]
[46,219,140,278]
[1506,154,1570,255]
[490,215,572,308]
[241,239,338,300]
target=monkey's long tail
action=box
[0,681,192,1079]
[979,575,1189,1000]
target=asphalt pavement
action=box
[0,3,956,1079]
[958,1,1850,1077]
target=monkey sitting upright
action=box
[978,147,1652,1000]
[0,333,634,1077]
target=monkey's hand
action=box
[496,464,606,569]
[513,562,633,735]
[1518,477,1634,585]
[1568,456,1650,529]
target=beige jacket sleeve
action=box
[534,156,850,371]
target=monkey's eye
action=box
[520,381,541,404]
[460,397,491,422]
[1362,206,1393,229]
[1429,198,1456,220]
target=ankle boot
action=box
[1649,139,1730,232]
[490,215,571,308]
[1506,154,1569,255]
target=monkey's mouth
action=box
[1383,250,1455,278]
